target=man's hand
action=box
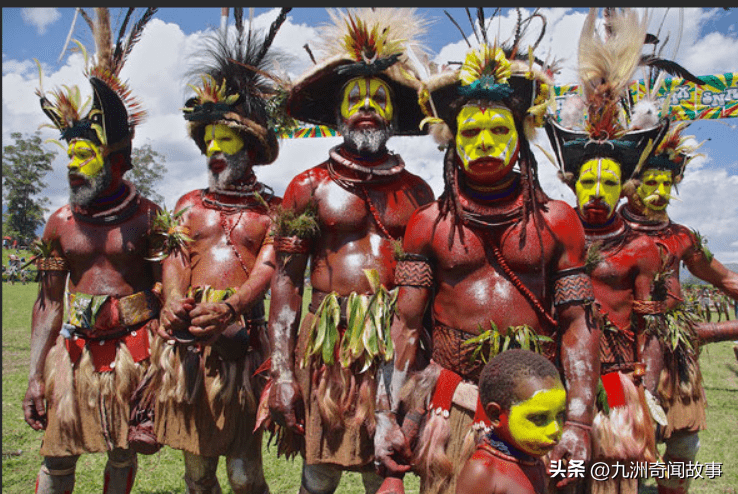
[268,377,305,436]
[374,411,413,476]
[187,301,235,343]
[23,377,47,430]
[159,297,195,339]
[547,422,591,488]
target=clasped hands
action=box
[158,296,237,345]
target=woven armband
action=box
[35,256,70,272]
[553,268,594,306]
[273,235,310,254]
[632,300,667,315]
[394,255,433,287]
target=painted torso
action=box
[457,438,547,494]
[620,203,699,309]
[403,188,585,336]
[44,192,160,296]
[282,155,434,296]
[175,189,280,289]
[585,216,663,331]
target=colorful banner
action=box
[279,125,340,139]
[553,72,738,122]
[281,73,737,138]
[630,72,738,121]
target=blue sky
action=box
[3,7,738,263]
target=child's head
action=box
[479,349,566,457]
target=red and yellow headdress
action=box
[286,8,431,135]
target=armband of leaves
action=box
[691,229,713,263]
[29,237,69,271]
[146,207,193,261]
[272,201,319,256]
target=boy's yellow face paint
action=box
[455,104,519,171]
[340,77,394,121]
[575,158,622,217]
[67,139,105,177]
[637,169,673,211]
[502,383,566,457]
[204,123,245,157]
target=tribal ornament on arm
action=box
[394,254,433,288]
[553,267,595,306]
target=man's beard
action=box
[69,164,112,207]
[208,148,251,192]
[338,118,393,155]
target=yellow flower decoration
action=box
[187,75,240,107]
[459,45,511,88]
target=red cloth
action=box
[601,371,626,409]
[65,322,151,372]
[430,368,463,413]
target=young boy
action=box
[456,349,566,494]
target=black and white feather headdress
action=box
[183,8,291,165]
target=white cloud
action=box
[21,8,61,36]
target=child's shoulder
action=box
[456,441,546,494]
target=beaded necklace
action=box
[327,146,405,240]
[71,181,140,225]
[200,180,274,276]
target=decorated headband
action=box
[418,8,555,146]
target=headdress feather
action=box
[183,8,292,164]
[36,8,157,159]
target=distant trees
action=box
[127,143,167,207]
[2,132,55,245]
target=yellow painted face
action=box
[500,378,566,457]
[340,77,394,122]
[67,139,105,178]
[575,158,622,221]
[204,123,245,157]
[455,104,519,182]
[637,169,673,211]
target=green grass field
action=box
[2,278,736,493]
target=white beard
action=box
[338,120,393,155]
[207,149,251,191]
[69,163,112,207]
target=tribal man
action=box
[541,10,675,492]
[620,118,738,494]
[373,35,601,494]
[148,10,289,494]
[545,118,667,494]
[24,8,161,494]
[266,8,435,494]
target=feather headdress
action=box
[544,8,668,189]
[285,8,431,135]
[636,120,703,185]
[36,8,156,170]
[418,8,555,146]
[183,7,291,165]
